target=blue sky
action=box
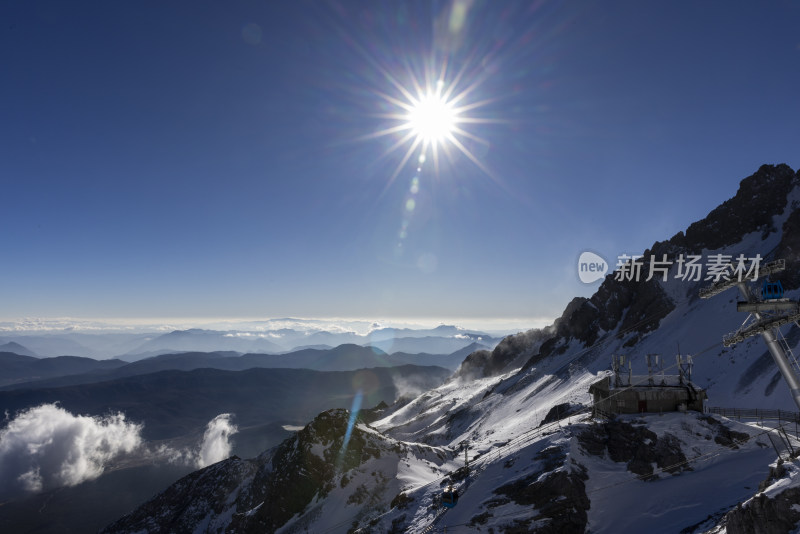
[1,1,799,327]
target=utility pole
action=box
[700,259,800,411]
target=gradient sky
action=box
[2,1,799,326]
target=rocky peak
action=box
[447,165,798,383]
[103,407,401,534]
[679,163,798,253]
[519,164,799,369]
[454,327,553,379]
[230,408,391,532]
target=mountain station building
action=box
[589,354,707,416]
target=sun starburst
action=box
[363,63,497,182]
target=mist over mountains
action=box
[0,342,488,391]
[0,322,503,361]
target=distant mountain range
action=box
[120,326,500,361]
[126,328,286,356]
[0,324,502,361]
[0,333,153,359]
[0,342,37,357]
[0,342,489,391]
[0,352,127,388]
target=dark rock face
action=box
[578,419,688,479]
[103,408,396,534]
[455,348,494,379]
[719,461,800,534]
[474,444,589,533]
[538,402,583,427]
[698,415,750,448]
[389,491,413,510]
[232,409,378,532]
[681,164,797,252]
[758,461,786,493]
[527,270,676,366]
[100,457,257,534]
[724,486,800,534]
[456,328,553,380]
[358,400,389,424]
[492,464,590,534]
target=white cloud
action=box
[0,316,552,336]
[153,414,238,469]
[0,404,142,496]
[222,331,282,339]
[0,405,240,498]
[196,414,237,468]
[392,374,431,401]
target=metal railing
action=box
[706,406,800,424]
[704,406,800,460]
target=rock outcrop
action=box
[102,408,403,534]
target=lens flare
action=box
[337,390,363,467]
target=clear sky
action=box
[1,1,799,327]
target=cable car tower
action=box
[700,258,800,410]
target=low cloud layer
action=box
[0,405,239,498]
[0,404,142,496]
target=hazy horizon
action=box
[0,315,553,336]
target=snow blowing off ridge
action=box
[392,374,430,401]
[155,413,238,469]
[0,404,142,497]
[196,413,238,468]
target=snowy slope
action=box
[369,403,783,533]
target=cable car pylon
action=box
[700,258,800,410]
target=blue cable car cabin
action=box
[442,485,459,508]
[762,280,784,300]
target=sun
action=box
[406,82,458,148]
[362,70,494,182]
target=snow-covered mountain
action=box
[104,164,800,533]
